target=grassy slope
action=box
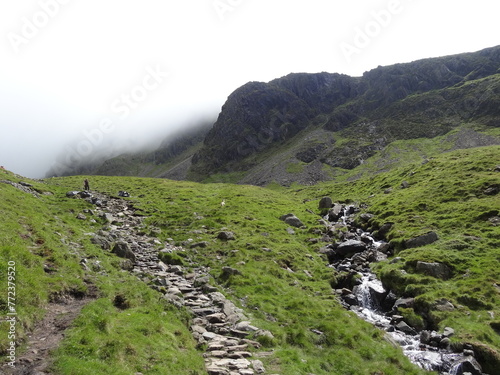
[298,145,500,373]
[50,176,424,374]
[0,170,204,374]
[1,144,499,374]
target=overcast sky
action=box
[0,0,499,178]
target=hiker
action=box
[84,178,90,191]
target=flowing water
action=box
[353,274,470,374]
[327,206,484,375]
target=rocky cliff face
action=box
[190,46,500,181]
[190,74,359,174]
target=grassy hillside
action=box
[0,170,204,374]
[1,145,499,373]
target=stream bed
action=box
[320,203,485,375]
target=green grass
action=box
[0,170,205,374]
[1,144,499,373]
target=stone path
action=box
[77,191,276,375]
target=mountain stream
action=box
[323,204,485,375]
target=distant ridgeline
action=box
[50,46,500,185]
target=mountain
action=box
[188,45,500,184]
[53,46,500,185]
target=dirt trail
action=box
[2,294,94,375]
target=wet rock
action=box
[395,321,416,335]
[336,240,367,257]
[451,357,483,375]
[420,330,432,345]
[327,204,344,221]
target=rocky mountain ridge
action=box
[50,46,500,185]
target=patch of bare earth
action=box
[2,290,97,375]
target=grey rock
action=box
[395,321,416,335]
[282,214,304,228]
[217,231,235,241]
[112,241,136,262]
[318,196,333,209]
[394,297,415,309]
[222,267,242,277]
[443,326,455,337]
[327,204,344,221]
[251,359,266,374]
[405,231,439,248]
[91,235,111,250]
[336,240,367,257]
[435,298,455,311]
[416,261,451,280]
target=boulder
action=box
[451,357,483,375]
[327,204,344,221]
[416,261,451,280]
[280,214,304,228]
[78,191,92,199]
[112,241,136,262]
[318,196,333,210]
[394,297,415,309]
[405,231,439,248]
[434,298,455,312]
[395,321,417,335]
[336,240,367,257]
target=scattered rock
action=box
[416,261,452,280]
[405,231,439,248]
[280,214,304,228]
[217,231,235,241]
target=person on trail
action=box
[84,178,90,191]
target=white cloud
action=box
[0,0,499,177]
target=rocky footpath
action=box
[68,190,276,375]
